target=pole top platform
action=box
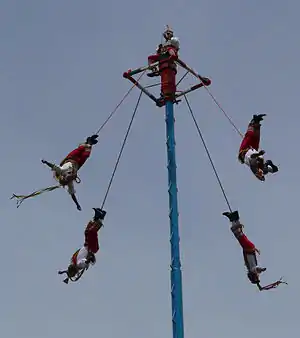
[123,27,211,107]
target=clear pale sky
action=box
[1,1,299,337]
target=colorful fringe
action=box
[11,185,61,208]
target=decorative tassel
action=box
[11,185,60,207]
[259,277,288,291]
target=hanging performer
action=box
[223,210,287,291]
[58,208,106,284]
[11,134,99,209]
[238,114,278,181]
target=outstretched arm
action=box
[257,279,287,291]
[71,193,81,211]
[256,283,263,291]
[67,182,81,211]
[41,159,55,169]
[58,271,70,284]
[41,159,61,175]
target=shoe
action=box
[86,134,99,145]
[252,114,266,123]
[250,114,266,127]
[265,160,278,173]
[93,208,106,221]
[222,210,239,222]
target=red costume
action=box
[236,233,259,273]
[231,225,258,268]
[224,211,287,291]
[148,44,178,99]
[236,233,256,253]
[58,209,106,285]
[239,121,260,162]
[70,220,100,267]
[61,144,92,169]
[84,220,100,254]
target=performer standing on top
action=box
[147,25,180,79]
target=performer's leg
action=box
[84,221,100,254]
[238,119,261,161]
[148,54,160,65]
[238,234,256,252]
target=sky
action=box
[0,0,299,337]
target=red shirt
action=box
[64,144,92,169]
[238,234,256,253]
[239,126,260,153]
[84,221,100,254]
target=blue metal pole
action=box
[165,99,184,338]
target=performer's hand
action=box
[77,205,82,211]
[41,159,46,164]
[255,169,265,181]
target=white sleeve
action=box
[53,165,62,175]
[77,259,89,270]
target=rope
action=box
[184,95,233,212]
[173,62,242,137]
[94,71,146,135]
[145,82,160,89]
[101,90,143,209]
[176,70,189,87]
[202,86,243,138]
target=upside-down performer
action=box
[238,114,278,181]
[58,208,106,284]
[223,210,287,291]
[11,134,98,209]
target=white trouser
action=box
[245,253,265,274]
[244,149,274,173]
[245,253,257,273]
[76,246,89,270]
[244,149,261,167]
[54,161,76,195]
